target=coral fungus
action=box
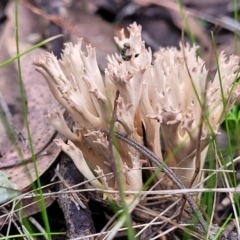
[33,22,240,203]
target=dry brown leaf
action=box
[0,2,64,190]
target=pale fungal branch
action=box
[54,139,103,189]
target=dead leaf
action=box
[0,2,64,190]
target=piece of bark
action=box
[56,152,95,239]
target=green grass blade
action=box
[14,1,52,238]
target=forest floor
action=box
[0,0,239,239]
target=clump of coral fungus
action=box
[33,23,240,203]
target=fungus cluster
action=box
[33,23,240,203]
